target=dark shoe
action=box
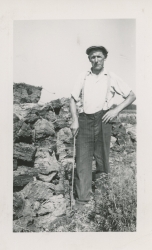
[73,200,88,211]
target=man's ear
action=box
[88,55,91,62]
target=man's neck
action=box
[91,67,104,75]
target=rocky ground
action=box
[13,83,136,232]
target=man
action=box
[70,46,136,209]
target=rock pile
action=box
[13,83,74,231]
[13,83,136,232]
[13,83,42,104]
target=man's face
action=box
[89,50,105,71]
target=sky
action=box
[13,19,136,104]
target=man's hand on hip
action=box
[102,108,119,124]
[70,118,79,137]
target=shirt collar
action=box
[88,67,108,75]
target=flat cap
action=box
[86,46,108,57]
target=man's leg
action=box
[75,113,94,204]
[94,110,112,177]
[93,110,112,212]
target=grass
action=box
[49,148,137,232]
[94,152,136,232]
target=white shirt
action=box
[71,68,132,114]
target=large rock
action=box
[33,136,57,154]
[13,199,67,232]
[38,172,57,183]
[34,149,60,175]
[53,98,72,130]
[14,194,42,222]
[14,196,40,221]
[17,122,32,143]
[57,127,73,144]
[37,195,66,217]
[25,101,61,122]
[59,98,71,119]
[13,103,41,123]
[14,120,32,143]
[13,216,37,232]
[13,143,37,163]
[43,110,57,122]
[13,192,25,220]
[53,118,71,130]
[34,135,57,151]
[20,102,56,123]
[13,166,39,188]
[13,99,65,125]
[50,195,66,217]
[21,180,55,201]
[124,124,136,142]
[34,118,55,140]
[37,201,54,216]
[13,83,42,104]
[34,213,66,231]
[55,182,65,195]
[49,99,62,111]
[57,128,73,161]
[112,123,126,137]
[21,199,40,218]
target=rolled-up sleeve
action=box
[71,72,85,101]
[110,72,132,98]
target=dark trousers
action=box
[75,109,112,203]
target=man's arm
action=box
[70,96,79,136]
[102,90,136,123]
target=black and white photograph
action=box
[13,19,136,232]
[1,0,152,249]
